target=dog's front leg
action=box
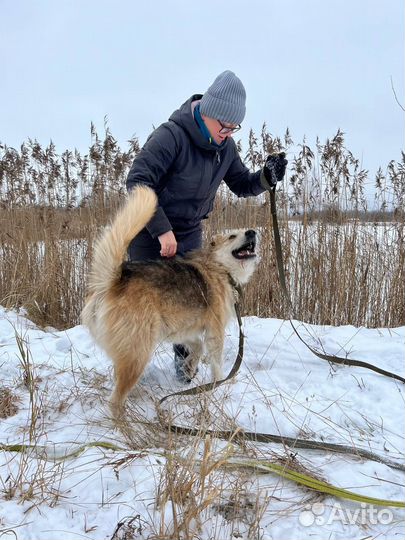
[205,333,224,381]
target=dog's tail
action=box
[88,185,157,295]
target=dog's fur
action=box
[82,185,258,414]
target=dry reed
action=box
[0,126,404,329]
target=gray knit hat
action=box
[200,70,246,125]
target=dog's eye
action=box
[229,234,237,240]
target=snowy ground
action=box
[0,305,404,540]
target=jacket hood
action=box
[169,94,229,153]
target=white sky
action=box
[1,0,404,179]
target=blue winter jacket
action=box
[126,94,265,238]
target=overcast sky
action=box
[1,0,404,180]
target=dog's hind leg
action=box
[110,348,151,417]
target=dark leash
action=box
[268,187,405,385]
[157,189,405,472]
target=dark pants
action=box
[128,227,202,261]
[128,227,202,383]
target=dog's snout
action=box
[245,229,256,238]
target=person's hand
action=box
[158,230,177,257]
[261,152,288,190]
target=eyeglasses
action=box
[217,120,241,135]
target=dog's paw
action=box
[110,391,126,420]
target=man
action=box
[126,70,287,381]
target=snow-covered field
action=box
[0,306,404,540]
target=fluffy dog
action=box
[82,186,258,414]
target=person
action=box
[126,70,287,381]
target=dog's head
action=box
[210,229,259,285]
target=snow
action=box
[0,306,404,540]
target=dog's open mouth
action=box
[232,240,256,260]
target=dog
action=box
[82,185,258,415]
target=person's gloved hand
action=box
[260,152,288,190]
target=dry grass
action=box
[0,332,402,538]
[0,387,20,419]
[0,126,404,329]
[111,390,329,540]
[0,329,67,508]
